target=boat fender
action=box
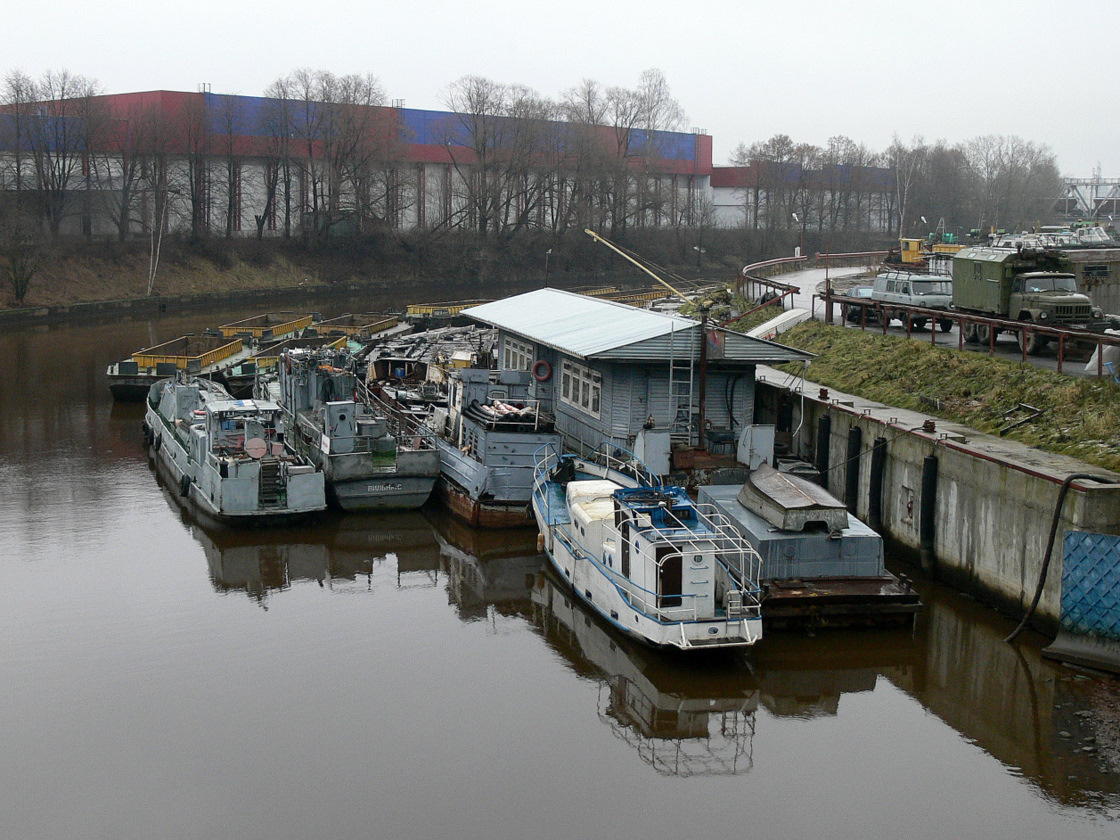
[141,420,150,439]
[153,433,162,452]
[179,474,191,497]
[532,360,551,382]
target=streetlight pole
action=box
[544,248,552,287]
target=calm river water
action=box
[1,298,1118,840]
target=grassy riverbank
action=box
[771,321,1120,473]
[4,228,893,310]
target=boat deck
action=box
[536,482,571,526]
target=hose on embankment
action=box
[1005,472,1120,644]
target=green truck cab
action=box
[952,246,1105,354]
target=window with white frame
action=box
[503,337,533,371]
[560,360,601,418]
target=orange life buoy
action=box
[532,360,551,382]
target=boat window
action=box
[560,360,602,419]
[503,337,533,371]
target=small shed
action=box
[463,289,812,462]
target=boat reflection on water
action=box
[194,511,441,602]
[157,457,1120,808]
[532,568,761,777]
[425,506,543,623]
[155,467,443,602]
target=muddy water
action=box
[1,303,1118,839]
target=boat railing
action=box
[581,442,662,489]
[356,378,437,450]
[616,503,764,619]
[532,442,566,526]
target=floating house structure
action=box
[462,289,813,470]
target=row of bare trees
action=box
[888,134,1063,238]
[731,132,1063,246]
[1,67,693,247]
[436,69,688,239]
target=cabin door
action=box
[619,521,630,578]
[656,545,682,609]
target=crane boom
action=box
[583,228,692,302]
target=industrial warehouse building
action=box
[0,89,897,239]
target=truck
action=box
[952,246,1106,354]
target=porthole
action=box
[692,554,704,565]
[708,626,720,635]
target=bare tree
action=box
[2,71,38,207]
[261,77,297,238]
[87,98,163,242]
[176,92,212,238]
[25,70,103,236]
[887,134,926,237]
[211,94,246,238]
[0,200,42,305]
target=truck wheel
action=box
[911,317,927,330]
[976,323,996,345]
[938,319,953,333]
[963,322,978,344]
[1017,327,1047,356]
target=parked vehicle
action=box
[952,246,1107,354]
[870,270,953,332]
[840,286,881,324]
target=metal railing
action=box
[828,290,1120,375]
[357,378,438,449]
[533,443,763,626]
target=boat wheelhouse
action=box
[532,444,764,650]
[425,367,562,527]
[271,348,440,511]
[145,376,326,525]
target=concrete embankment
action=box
[755,366,1120,633]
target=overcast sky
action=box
[9,1,1117,176]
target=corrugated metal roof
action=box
[464,289,699,358]
[463,289,812,364]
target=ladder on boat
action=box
[667,321,695,447]
[725,589,745,619]
[258,457,284,506]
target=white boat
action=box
[144,375,326,525]
[531,444,764,650]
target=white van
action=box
[870,270,953,332]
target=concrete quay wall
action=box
[756,368,1120,632]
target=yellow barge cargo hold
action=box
[107,334,249,402]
